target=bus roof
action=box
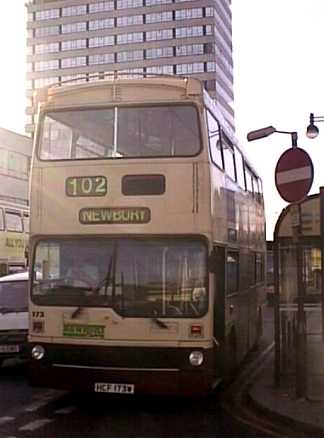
[35,75,203,108]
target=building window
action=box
[175,26,204,38]
[176,62,204,74]
[117,32,143,44]
[176,44,204,56]
[35,9,60,21]
[35,26,60,37]
[62,5,87,17]
[89,2,114,13]
[175,8,203,20]
[0,149,29,179]
[146,0,172,5]
[35,42,60,55]
[205,25,213,35]
[117,0,143,9]
[146,47,173,59]
[145,11,172,23]
[89,36,114,47]
[61,39,87,51]
[116,15,143,26]
[146,65,173,74]
[35,60,59,72]
[146,29,173,41]
[89,18,114,30]
[61,56,87,69]
[205,7,214,16]
[117,50,144,62]
[206,61,216,72]
[62,22,87,34]
[89,53,115,65]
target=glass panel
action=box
[0,281,28,309]
[304,247,321,303]
[5,211,23,232]
[39,109,114,160]
[279,245,297,303]
[222,133,236,181]
[39,105,201,159]
[235,147,245,189]
[117,106,200,156]
[227,252,239,294]
[207,111,223,168]
[32,238,208,317]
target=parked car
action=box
[0,271,28,367]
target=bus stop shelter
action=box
[273,190,324,397]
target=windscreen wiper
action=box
[0,306,18,314]
[152,311,168,329]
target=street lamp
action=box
[306,113,324,139]
[247,126,298,147]
[247,124,307,399]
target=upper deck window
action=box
[5,211,23,233]
[38,105,201,160]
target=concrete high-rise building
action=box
[26,0,234,135]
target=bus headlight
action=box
[31,345,45,360]
[189,350,204,367]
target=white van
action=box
[0,271,28,367]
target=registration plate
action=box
[0,345,19,353]
[94,382,135,394]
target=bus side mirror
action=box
[207,248,217,273]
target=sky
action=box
[232,0,324,238]
[2,1,324,239]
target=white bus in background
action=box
[0,200,29,276]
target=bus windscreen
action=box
[31,238,208,318]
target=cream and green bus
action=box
[0,200,29,276]
[28,75,266,396]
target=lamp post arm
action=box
[291,132,298,148]
[273,130,298,148]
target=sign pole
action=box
[295,202,307,399]
[320,187,324,341]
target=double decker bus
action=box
[0,200,29,276]
[28,75,266,396]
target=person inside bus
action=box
[65,256,99,291]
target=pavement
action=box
[247,305,324,436]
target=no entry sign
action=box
[275,147,314,203]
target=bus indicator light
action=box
[190,324,203,337]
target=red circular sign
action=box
[275,147,314,203]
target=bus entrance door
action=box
[210,245,226,380]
